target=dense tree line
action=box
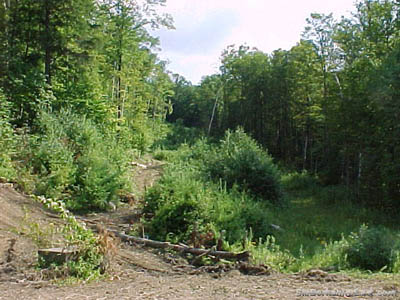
[0,0,173,132]
[0,0,176,210]
[168,0,400,210]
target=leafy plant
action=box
[70,149,125,212]
[206,128,283,205]
[34,195,106,280]
[144,147,277,245]
[27,110,132,212]
[144,169,211,242]
[345,225,400,271]
[281,171,319,191]
[0,89,16,179]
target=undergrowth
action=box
[14,110,133,212]
[143,129,282,245]
[33,195,108,281]
[0,89,16,180]
[146,130,400,274]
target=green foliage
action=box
[34,195,104,281]
[144,133,280,245]
[211,190,275,243]
[30,134,76,199]
[281,171,319,191]
[144,167,276,245]
[71,149,125,212]
[28,110,132,212]
[0,89,16,179]
[206,128,283,205]
[154,121,205,150]
[143,161,211,242]
[291,237,350,272]
[245,235,297,272]
[345,225,400,272]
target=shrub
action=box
[243,234,296,272]
[0,90,16,179]
[144,128,282,246]
[70,150,125,212]
[345,225,399,271]
[153,121,204,150]
[206,128,283,205]
[290,236,350,272]
[29,110,132,211]
[32,137,76,199]
[281,171,319,191]
[144,163,276,245]
[211,187,275,243]
[35,196,105,281]
[144,169,211,242]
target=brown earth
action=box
[0,160,400,300]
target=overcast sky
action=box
[153,0,357,84]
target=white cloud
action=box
[154,0,356,84]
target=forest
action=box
[1,0,400,279]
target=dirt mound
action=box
[0,184,54,284]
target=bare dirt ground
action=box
[1,160,400,300]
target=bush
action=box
[211,188,275,243]
[70,149,125,212]
[345,225,400,271]
[0,90,16,179]
[144,162,276,245]
[153,121,204,150]
[144,168,211,242]
[35,196,105,281]
[290,236,350,272]
[206,128,283,205]
[281,171,319,191]
[29,110,132,211]
[144,128,283,246]
[32,136,76,199]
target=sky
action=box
[153,0,357,84]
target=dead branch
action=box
[110,230,249,261]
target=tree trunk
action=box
[44,0,52,85]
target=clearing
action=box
[0,160,399,300]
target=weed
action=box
[33,195,106,281]
[345,225,400,272]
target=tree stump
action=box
[38,247,79,266]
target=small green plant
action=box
[33,195,106,280]
[20,219,61,249]
[70,149,125,212]
[231,232,296,272]
[144,163,277,246]
[290,236,350,272]
[144,170,211,242]
[31,135,76,199]
[153,121,204,150]
[345,225,400,272]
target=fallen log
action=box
[110,230,249,261]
